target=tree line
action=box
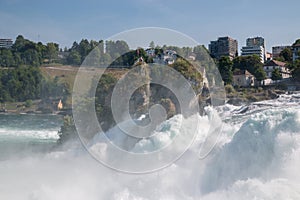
[0,35,133,67]
[0,67,70,103]
[0,35,59,67]
[0,67,41,102]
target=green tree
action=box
[10,35,46,66]
[70,41,79,51]
[90,40,99,49]
[12,35,28,52]
[78,39,91,61]
[115,40,130,55]
[13,52,22,66]
[193,45,210,61]
[149,41,155,48]
[279,48,293,62]
[85,46,101,66]
[106,40,130,60]
[94,73,118,131]
[25,99,33,108]
[233,55,266,81]
[170,58,202,90]
[109,49,151,67]
[182,47,193,58]
[293,39,300,46]
[100,53,112,65]
[254,67,267,82]
[2,35,61,67]
[67,50,81,65]
[0,49,14,67]
[271,68,282,81]
[46,42,59,63]
[218,56,233,85]
[291,60,300,81]
[58,115,77,144]
[22,49,41,66]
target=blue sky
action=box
[0,0,299,52]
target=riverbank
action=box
[0,87,296,115]
[0,100,71,115]
[225,85,289,105]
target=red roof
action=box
[293,43,300,47]
[264,60,286,67]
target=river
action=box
[0,93,300,199]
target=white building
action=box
[163,50,177,64]
[241,37,266,63]
[263,60,291,85]
[233,70,255,87]
[293,43,300,61]
[0,39,13,49]
[145,48,155,57]
[241,45,265,63]
[153,49,177,65]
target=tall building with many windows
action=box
[241,36,266,63]
[0,39,13,49]
[209,36,238,60]
[246,37,265,48]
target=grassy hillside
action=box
[40,65,128,89]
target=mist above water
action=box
[1,94,300,200]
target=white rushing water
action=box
[0,93,300,200]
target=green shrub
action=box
[225,84,235,94]
[25,99,33,108]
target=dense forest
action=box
[0,67,41,102]
[0,66,70,103]
[0,35,132,67]
[0,35,59,67]
[0,35,134,103]
[0,35,61,102]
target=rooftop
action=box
[264,60,286,67]
[293,43,300,47]
[233,69,253,76]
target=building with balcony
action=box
[241,46,265,63]
[263,60,291,85]
[209,36,238,60]
[241,37,266,63]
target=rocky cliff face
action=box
[94,61,205,132]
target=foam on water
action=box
[199,108,300,194]
[0,129,59,140]
[0,114,61,142]
[0,95,300,200]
